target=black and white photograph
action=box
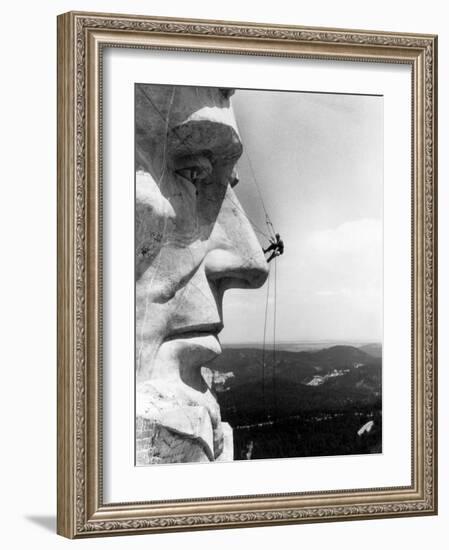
[135,83,383,465]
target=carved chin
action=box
[136,377,225,463]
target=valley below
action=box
[204,343,382,460]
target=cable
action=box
[236,120,277,240]
[225,193,272,240]
[261,262,272,418]
[272,257,278,418]
[244,149,271,224]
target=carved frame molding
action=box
[57,11,437,538]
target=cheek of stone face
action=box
[196,176,228,227]
[135,171,211,308]
[136,171,202,264]
[164,177,199,237]
[136,172,168,269]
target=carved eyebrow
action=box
[168,121,243,165]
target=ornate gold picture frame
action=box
[57,11,437,538]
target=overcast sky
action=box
[220,88,383,345]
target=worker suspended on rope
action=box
[263,233,284,263]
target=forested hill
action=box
[204,344,382,458]
[209,345,381,422]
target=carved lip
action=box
[163,324,223,364]
[165,322,224,342]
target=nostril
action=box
[250,261,270,289]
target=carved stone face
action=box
[135,85,268,462]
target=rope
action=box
[272,257,278,418]
[225,193,272,240]
[236,121,277,240]
[244,150,270,218]
[266,217,276,239]
[261,262,272,418]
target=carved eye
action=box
[175,166,203,185]
[173,155,213,187]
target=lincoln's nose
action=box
[204,187,269,291]
[205,245,269,291]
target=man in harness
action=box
[263,233,284,263]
